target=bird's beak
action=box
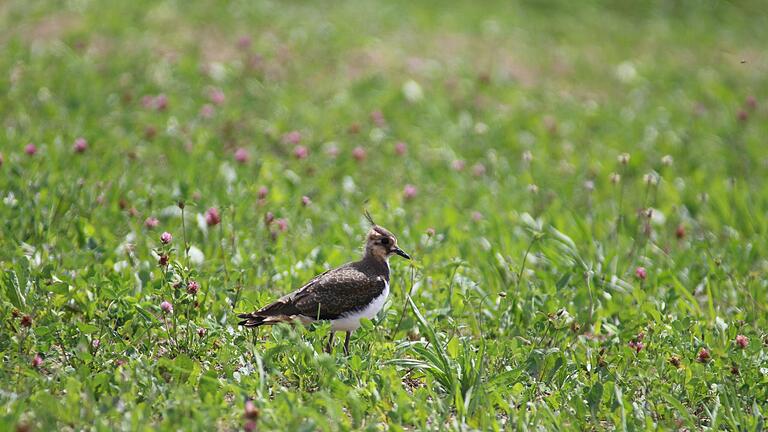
[393,247,411,260]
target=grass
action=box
[1,0,767,430]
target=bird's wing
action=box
[239,263,386,325]
[290,265,387,319]
[247,268,335,318]
[237,270,333,327]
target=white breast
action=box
[330,280,390,332]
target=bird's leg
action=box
[343,331,351,356]
[325,331,335,353]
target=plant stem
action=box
[586,271,594,325]
[181,205,189,268]
[220,207,235,308]
[446,263,461,312]
[517,235,539,290]
[391,264,416,340]
[613,164,627,248]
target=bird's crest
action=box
[364,209,377,227]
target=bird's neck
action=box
[361,252,390,281]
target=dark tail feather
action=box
[238,299,301,328]
[237,313,267,328]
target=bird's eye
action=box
[380,238,390,245]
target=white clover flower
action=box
[402,80,423,102]
[522,150,533,162]
[618,153,630,165]
[616,61,637,83]
[188,245,205,265]
[643,172,659,186]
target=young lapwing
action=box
[237,217,410,355]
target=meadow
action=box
[1,0,767,430]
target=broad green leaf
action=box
[3,270,25,309]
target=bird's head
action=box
[364,225,410,261]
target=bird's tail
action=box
[237,313,268,328]
[238,297,303,328]
[237,312,302,328]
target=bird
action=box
[237,214,410,355]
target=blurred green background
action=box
[1,0,767,430]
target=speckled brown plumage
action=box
[237,256,389,326]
